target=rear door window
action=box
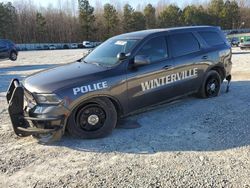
[136,36,168,63]
[169,33,200,57]
[198,31,225,46]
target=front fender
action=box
[67,91,124,115]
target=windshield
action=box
[84,39,138,66]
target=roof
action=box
[113,26,219,40]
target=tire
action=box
[197,70,221,98]
[67,97,117,139]
[9,51,17,61]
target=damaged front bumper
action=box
[6,79,70,140]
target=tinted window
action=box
[137,36,168,62]
[169,33,200,57]
[199,31,225,46]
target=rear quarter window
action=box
[198,31,225,46]
[169,32,200,57]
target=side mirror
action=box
[117,52,127,60]
[134,55,150,66]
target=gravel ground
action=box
[0,48,249,187]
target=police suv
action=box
[6,26,232,142]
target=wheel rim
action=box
[206,77,219,97]
[75,104,106,132]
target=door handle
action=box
[202,55,208,60]
[163,65,173,70]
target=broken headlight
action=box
[34,93,62,105]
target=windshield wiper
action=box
[90,62,101,66]
[81,59,104,67]
[80,59,89,64]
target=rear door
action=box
[167,32,208,94]
[126,36,178,112]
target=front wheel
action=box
[67,97,117,139]
[9,51,17,61]
[197,70,221,98]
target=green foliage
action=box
[208,0,224,25]
[103,3,119,39]
[158,5,183,28]
[78,0,95,40]
[123,4,134,32]
[182,5,211,25]
[131,11,146,31]
[144,4,156,29]
[0,2,17,39]
[122,5,146,32]
[36,12,46,42]
[207,0,241,29]
[221,0,240,29]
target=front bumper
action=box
[6,79,68,138]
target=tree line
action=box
[0,0,249,43]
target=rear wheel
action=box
[197,70,221,98]
[10,51,17,61]
[67,97,117,139]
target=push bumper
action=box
[6,79,65,137]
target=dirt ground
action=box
[0,48,249,187]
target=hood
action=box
[23,61,107,93]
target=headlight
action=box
[34,94,62,104]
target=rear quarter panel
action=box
[195,29,232,78]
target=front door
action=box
[126,36,177,112]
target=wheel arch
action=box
[106,96,123,117]
[65,95,119,138]
[67,94,123,120]
[10,49,17,55]
[208,65,226,82]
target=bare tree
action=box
[0,0,249,43]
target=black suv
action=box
[0,39,18,61]
[6,26,232,142]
